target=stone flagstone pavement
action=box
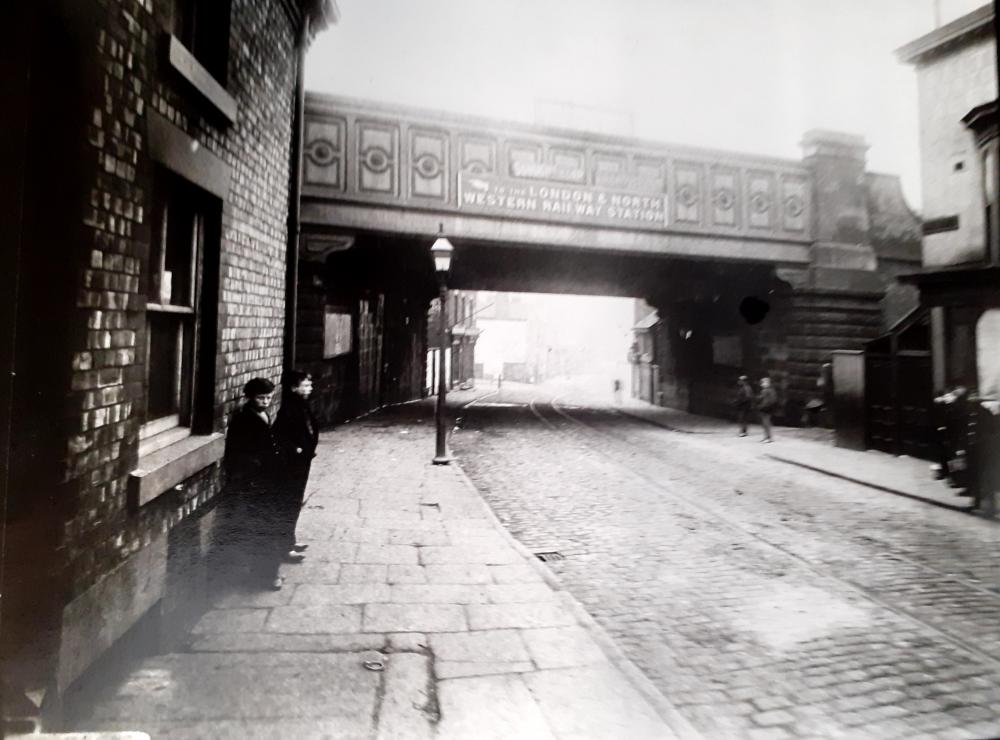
[63,400,694,739]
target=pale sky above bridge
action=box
[306,0,989,212]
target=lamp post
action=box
[431,226,454,465]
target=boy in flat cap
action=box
[223,377,286,590]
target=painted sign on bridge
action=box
[458,173,668,229]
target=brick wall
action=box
[65,0,298,597]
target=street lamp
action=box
[431,225,454,465]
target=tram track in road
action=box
[530,393,1000,671]
[546,393,1000,595]
[455,388,1000,737]
[554,398,1000,598]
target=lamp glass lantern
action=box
[431,236,453,274]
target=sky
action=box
[306,0,989,212]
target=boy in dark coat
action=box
[223,377,285,589]
[757,377,778,443]
[225,377,278,487]
[272,370,319,564]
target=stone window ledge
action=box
[165,33,238,125]
[129,432,225,509]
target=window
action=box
[166,0,231,82]
[140,168,219,455]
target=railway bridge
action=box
[294,93,921,422]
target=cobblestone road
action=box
[451,384,1000,740]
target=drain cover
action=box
[535,551,565,562]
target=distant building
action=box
[427,291,479,391]
[476,292,531,382]
[630,312,659,404]
[897,4,1000,514]
[450,292,481,388]
[474,291,632,385]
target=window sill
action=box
[165,34,238,125]
[129,432,225,509]
[146,302,195,315]
[138,423,190,458]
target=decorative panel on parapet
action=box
[410,128,449,201]
[357,120,398,196]
[304,118,345,191]
[593,152,628,185]
[548,147,588,184]
[710,166,740,228]
[506,141,544,176]
[634,158,666,189]
[301,96,814,245]
[747,171,776,230]
[780,176,809,233]
[674,163,703,225]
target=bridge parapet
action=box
[302,94,813,247]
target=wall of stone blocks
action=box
[783,291,883,415]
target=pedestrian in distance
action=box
[757,377,778,443]
[272,370,318,566]
[613,378,623,406]
[222,377,287,590]
[734,375,754,437]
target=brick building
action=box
[417,290,479,396]
[2,0,336,728]
[475,293,531,383]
